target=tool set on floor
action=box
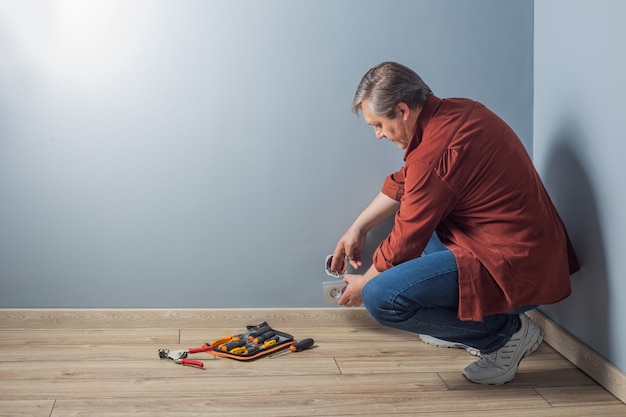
[158,321,314,368]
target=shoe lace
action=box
[480,336,521,366]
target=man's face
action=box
[361,99,411,149]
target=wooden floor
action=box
[1,308,625,417]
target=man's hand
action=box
[337,274,367,307]
[337,264,380,307]
[330,192,399,275]
[331,226,366,273]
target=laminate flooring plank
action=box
[0,329,178,345]
[48,389,550,417]
[335,355,476,374]
[335,345,575,374]
[406,404,626,417]
[0,373,448,401]
[0,400,55,417]
[439,368,599,389]
[535,385,626,407]
[0,343,191,362]
[0,357,342,380]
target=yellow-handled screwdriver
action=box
[261,335,280,349]
[220,338,246,351]
[229,346,248,355]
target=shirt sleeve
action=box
[381,170,405,201]
[374,155,458,271]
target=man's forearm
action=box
[351,191,400,233]
[363,263,381,283]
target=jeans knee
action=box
[361,279,376,309]
[362,278,393,325]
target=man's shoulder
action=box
[426,96,502,134]
[420,97,478,138]
[436,97,481,115]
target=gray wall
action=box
[0,0,533,307]
[534,1,626,373]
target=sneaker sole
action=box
[419,335,481,357]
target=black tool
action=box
[220,338,246,351]
[268,338,314,358]
[247,325,273,339]
[253,331,276,344]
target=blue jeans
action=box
[361,233,534,354]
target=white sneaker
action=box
[419,334,480,356]
[462,313,544,385]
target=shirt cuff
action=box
[381,173,404,201]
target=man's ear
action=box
[397,102,411,120]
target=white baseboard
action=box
[527,310,626,403]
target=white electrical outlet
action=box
[322,280,347,304]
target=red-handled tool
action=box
[175,358,204,368]
[188,346,214,354]
[158,348,207,368]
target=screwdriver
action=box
[209,335,234,348]
[248,325,272,339]
[261,335,280,349]
[201,335,234,352]
[229,346,248,355]
[220,338,246,351]
[246,344,260,356]
[268,338,314,358]
[253,331,276,345]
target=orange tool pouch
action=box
[204,321,295,361]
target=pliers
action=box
[158,335,235,368]
[158,346,211,368]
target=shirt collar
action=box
[403,94,442,161]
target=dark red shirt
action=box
[374,95,579,321]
